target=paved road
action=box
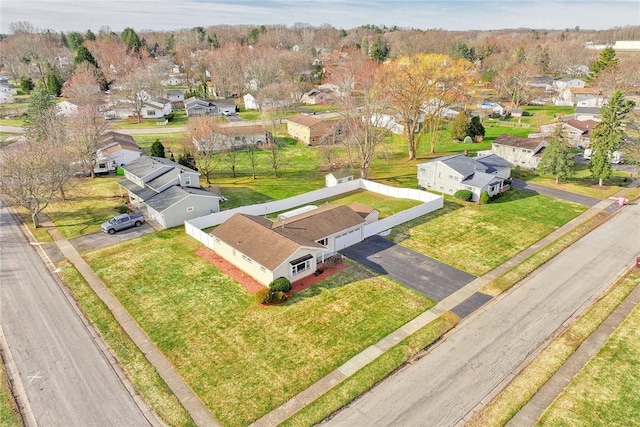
[325,202,640,426]
[341,235,476,301]
[0,204,152,426]
[512,179,600,206]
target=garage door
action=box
[335,228,362,251]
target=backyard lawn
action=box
[388,189,587,276]
[85,230,435,426]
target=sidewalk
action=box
[250,183,639,426]
[507,283,640,426]
[41,220,220,427]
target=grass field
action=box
[0,361,22,427]
[388,189,587,276]
[537,274,640,426]
[84,230,435,426]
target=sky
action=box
[1,0,639,34]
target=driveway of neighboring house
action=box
[70,222,157,254]
[512,179,600,206]
[340,235,476,301]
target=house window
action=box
[185,176,191,185]
[290,254,312,276]
[260,266,266,272]
[146,110,155,116]
[215,238,220,244]
[242,255,252,264]
[317,238,328,246]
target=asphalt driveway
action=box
[512,179,600,206]
[70,222,156,253]
[340,235,476,301]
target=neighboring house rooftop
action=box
[569,87,600,94]
[122,155,198,178]
[575,106,601,115]
[493,135,546,152]
[474,154,513,173]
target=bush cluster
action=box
[479,191,490,204]
[269,277,292,292]
[454,190,473,201]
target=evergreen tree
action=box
[466,116,485,141]
[74,45,99,68]
[85,29,96,41]
[25,86,54,142]
[588,46,618,82]
[450,110,470,141]
[178,152,197,170]
[538,126,575,184]
[45,72,62,96]
[150,139,166,158]
[19,76,34,93]
[370,35,389,62]
[515,45,527,63]
[67,31,84,51]
[121,27,141,52]
[589,90,635,186]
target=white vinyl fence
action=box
[185,179,443,250]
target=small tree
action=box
[150,139,166,158]
[537,126,575,184]
[466,116,485,141]
[450,110,470,141]
[19,76,34,93]
[178,151,197,170]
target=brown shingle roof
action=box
[211,204,365,270]
[349,202,376,218]
[493,134,546,150]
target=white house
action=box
[553,78,586,92]
[210,204,367,285]
[141,98,172,119]
[165,89,185,103]
[243,93,259,110]
[418,153,512,202]
[491,134,547,169]
[94,132,141,173]
[0,77,17,103]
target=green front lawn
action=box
[112,110,189,129]
[537,281,640,426]
[44,176,127,239]
[85,230,435,426]
[388,190,587,276]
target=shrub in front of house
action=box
[255,288,272,304]
[269,277,292,293]
[479,191,490,204]
[271,291,287,304]
[454,190,473,202]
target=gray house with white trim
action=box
[119,156,221,228]
[418,154,512,201]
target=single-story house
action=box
[528,77,554,91]
[210,203,367,286]
[418,153,512,202]
[94,132,141,173]
[349,202,379,224]
[194,125,269,152]
[286,113,345,146]
[119,156,221,228]
[556,87,601,106]
[301,88,335,105]
[325,170,355,187]
[185,97,236,117]
[479,101,506,117]
[491,134,547,169]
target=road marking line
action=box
[27,371,42,384]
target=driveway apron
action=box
[341,235,476,301]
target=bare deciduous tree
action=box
[114,68,162,123]
[186,116,224,185]
[66,105,111,178]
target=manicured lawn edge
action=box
[481,211,612,296]
[56,260,196,427]
[0,361,23,427]
[466,268,640,427]
[280,311,459,426]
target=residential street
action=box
[325,201,640,426]
[0,204,153,426]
